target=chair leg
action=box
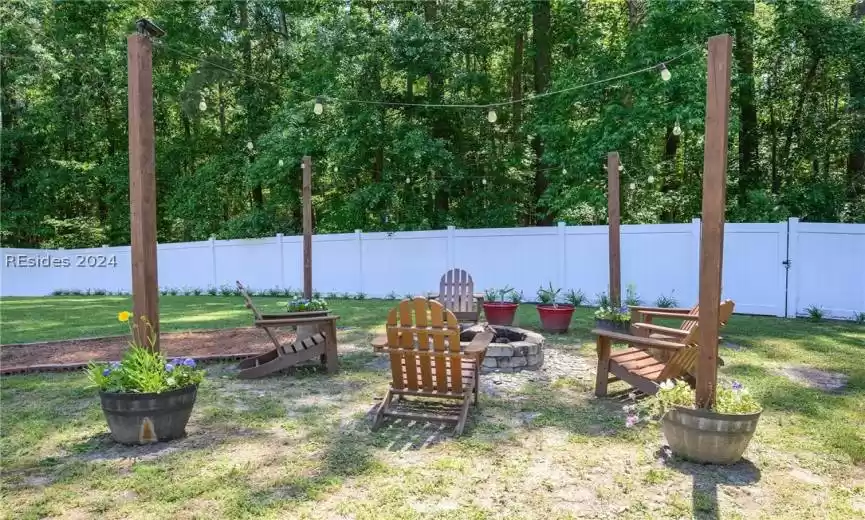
[454,395,472,437]
[371,389,393,430]
[595,336,611,397]
[473,365,480,406]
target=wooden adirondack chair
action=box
[630,302,732,364]
[235,281,339,378]
[593,300,735,397]
[371,297,494,436]
[428,268,484,323]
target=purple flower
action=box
[102,368,111,376]
[625,415,637,428]
[165,363,175,372]
[183,358,196,368]
[732,381,743,391]
[110,361,121,369]
[171,358,182,365]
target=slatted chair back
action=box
[384,297,466,394]
[656,300,735,381]
[678,305,700,333]
[236,281,263,320]
[438,268,477,319]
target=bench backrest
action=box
[439,268,476,314]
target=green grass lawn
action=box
[1,296,864,519]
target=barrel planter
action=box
[594,318,630,334]
[662,406,762,464]
[99,384,198,445]
[482,302,519,326]
[537,304,575,333]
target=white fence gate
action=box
[1,219,863,319]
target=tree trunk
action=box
[735,0,759,206]
[511,31,524,138]
[239,1,263,208]
[532,0,552,225]
[425,0,449,224]
[781,55,820,178]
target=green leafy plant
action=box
[206,286,218,296]
[286,298,328,312]
[594,305,630,323]
[655,291,678,308]
[624,283,642,306]
[855,312,865,324]
[403,293,414,300]
[192,287,203,296]
[386,291,398,300]
[537,282,562,307]
[623,380,762,428]
[565,289,586,307]
[219,284,234,296]
[595,292,611,308]
[509,290,523,304]
[354,292,366,300]
[484,286,515,303]
[86,312,205,393]
[804,305,824,322]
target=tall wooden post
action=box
[697,34,733,408]
[302,156,313,300]
[128,28,160,350]
[607,151,621,307]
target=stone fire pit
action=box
[460,324,545,373]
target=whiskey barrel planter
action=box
[482,302,519,326]
[662,406,762,464]
[594,318,630,334]
[537,304,575,333]
[99,384,198,445]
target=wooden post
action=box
[607,151,621,307]
[127,31,160,350]
[302,156,313,300]
[697,34,733,409]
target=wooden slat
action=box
[387,306,403,390]
[302,155,312,299]
[382,410,460,423]
[445,305,463,394]
[610,349,653,363]
[414,296,434,391]
[607,151,621,306]
[590,329,687,351]
[429,299,450,393]
[399,299,419,390]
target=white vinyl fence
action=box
[1,219,863,319]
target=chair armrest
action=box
[371,335,388,351]
[637,310,700,320]
[591,329,687,351]
[629,306,694,314]
[631,323,689,336]
[464,331,494,359]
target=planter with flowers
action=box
[624,380,762,464]
[482,287,521,326]
[285,297,330,318]
[87,312,205,445]
[536,282,575,333]
[594,305,631,334]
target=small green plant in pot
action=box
[536,282,575,333]
[594,304,631,333]
[482,286,520,326]
[286,297,329,315]
[87,312,205,445]
[624,380,762,464]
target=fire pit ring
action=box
[460,324,545,373]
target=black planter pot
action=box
[99,384,198,445]
[594,318,630,334]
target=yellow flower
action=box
[118,311,131,322]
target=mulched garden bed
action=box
[1,328,293,375]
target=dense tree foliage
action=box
[2,0,863,248]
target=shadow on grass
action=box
[658,446,761,520]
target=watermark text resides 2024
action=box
[5,254,118,268]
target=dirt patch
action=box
[778,365,848,392]
[0,328,291,373]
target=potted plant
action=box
[594,304,631,333]
[624,380,762,464]
[87,312,205,445]
[536,282,575,333]
[286,297,329,317]
[482,286,520,326]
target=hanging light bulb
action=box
[629,182,636,190]
[313,97,324,115]
[487,108,497,123]
[647,175,655,184]
[562,168,568,175]
[405,176,411,184]
[618,164,624,172]
[278,159,284,167]
[482,177,487,185]
[673,119,682,136]
[198,100,207,111]
[659,63,672,82]
[246,141,254,151]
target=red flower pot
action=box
[537,304,575,333]
[483,302,519,326]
